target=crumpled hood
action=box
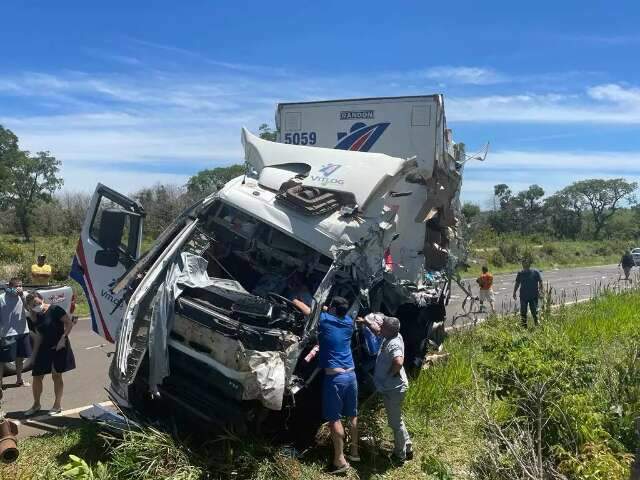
[241,127,413,209]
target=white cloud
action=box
[422,66,507,85]
[587,83,640,105]
[461,150,640,203]
[475,149,640,171]
[447,86,640,124]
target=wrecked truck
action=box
[72,100,466,436]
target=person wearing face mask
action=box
[23,292,76,415]
[0,277,32,398]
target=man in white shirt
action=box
[0,277,32,398]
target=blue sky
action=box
[1,1,639,205]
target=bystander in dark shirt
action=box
[516,269,542,300]
[621,253,634,268]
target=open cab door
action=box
[71,184,144,342]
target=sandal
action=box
[24,405,42,416]
[327,462,350,475]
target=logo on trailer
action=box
[335,122,390,152]
[318,163,342,177]
[340,110,375,120]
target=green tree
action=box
[513,184,545,234]
[134,184,191,237]
[563,178,638,239]
[186,164,245,198]
[461,202,481,223]
[544,190,583,239]
[0,150,63,239]
[258,123,277,141]
[0,125,20,187]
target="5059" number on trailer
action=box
[284,132,317,145]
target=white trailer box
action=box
[276,95,464,281]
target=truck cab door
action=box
[71,184,145,342]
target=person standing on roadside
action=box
[619,250,635,282]
[0,278,32,399]
[361,315,413,463]
[476,266,495,313]
[23,292,76,416]
[513,258,543,327]
[31,254,52,286]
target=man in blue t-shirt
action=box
[317,296,359,474]
[513,259,544,327]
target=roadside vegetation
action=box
[3,285,638,479]
[468,234,632,274]
[462,181,639,274]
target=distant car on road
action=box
[632,248,640,266]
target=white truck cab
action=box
[74,96,467,434]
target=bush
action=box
[0,241,25,263]
[498,242,521,264]
[490,250,505,268]
[541,243,556,256]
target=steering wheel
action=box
[267,292,304,311]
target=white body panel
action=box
[72,185,143,342]
[276,95,455,281]
[276,95,443,174]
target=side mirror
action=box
[95,250,119,267]
[98,209,127,250]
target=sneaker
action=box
[389,453,406,465]
[24,405,42,416]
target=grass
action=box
[3,286,638,479]
[468,237,633,274]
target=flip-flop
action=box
[24,405,42,416]
[327,462,350,475]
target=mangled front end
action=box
[107,129,457,432]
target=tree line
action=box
[462,179,639,242]
[0,124,277,240]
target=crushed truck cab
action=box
[75,98,467,435]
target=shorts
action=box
[479,289,495,302]
[32,337,76,376]
[322,370,358,421]
[0,334,32,362]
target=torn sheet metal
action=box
[148,252,213,388]
[115,220,199,384]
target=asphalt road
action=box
[0,263,627,438]
[447,263,624,326]
[0,319,114,438]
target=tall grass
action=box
[2,289,638,479]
